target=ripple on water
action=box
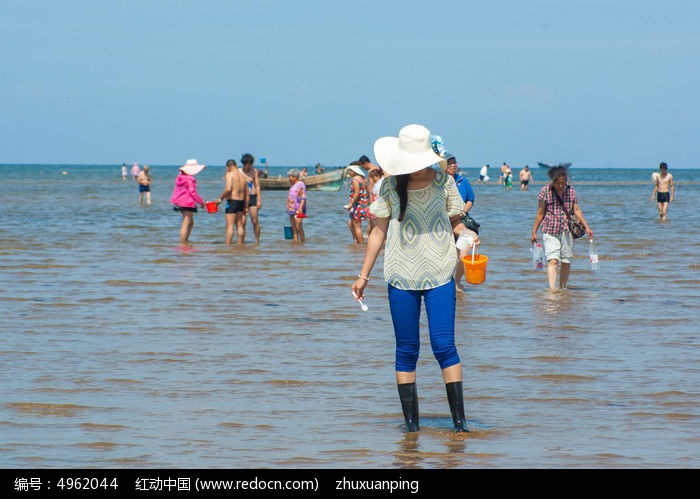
[6,402,94,417]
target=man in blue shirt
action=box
[445,154,477,291]
[445,154,475,220]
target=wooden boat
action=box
[258,167,346,191]
[537,162,572,169]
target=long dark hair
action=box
[395,174,409,222]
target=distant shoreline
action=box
[2,164,697,186]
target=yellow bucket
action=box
[462,254,488,285]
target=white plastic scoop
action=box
[352,291,369,312]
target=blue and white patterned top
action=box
[370,170,463,290]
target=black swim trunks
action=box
[657,192,670,203]
[173,206,197,213]
[225,199,246,213]
[248,194,258,207]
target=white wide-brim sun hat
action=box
[373,124,446,176]
[179,159,206,176]
[346,164,366,177]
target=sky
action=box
[2,0,698,168]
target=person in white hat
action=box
[170,159,206,244]
[351,124,478,433]
[345,163,369,245]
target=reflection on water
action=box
[392,430,469,469]
[394,433,421,468]
[0,165,698,468]
[537,289,576,316]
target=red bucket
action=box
[205,201,218,214]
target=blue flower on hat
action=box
[430,134,447,157]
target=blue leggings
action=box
[388,280,460,372]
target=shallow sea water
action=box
[0,164,698,468]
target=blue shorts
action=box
[388,280,460,372]
[139,185,150,192]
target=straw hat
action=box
[346,164,366,177]
[179,159,206,176]
[374,124,446,176]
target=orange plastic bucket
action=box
[205,201,218,214]
[462,254,488,285]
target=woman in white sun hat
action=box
[170,159,207,244]
[346,163,369,245]
[352,124,478,433]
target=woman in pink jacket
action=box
[170,159,206,244]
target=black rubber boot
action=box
[397,382,420,432]
[445,381,469,433]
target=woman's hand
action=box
[352,278,368,300]
[463,228,478,243]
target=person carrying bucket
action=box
[170,159,206,244]
[215,159,249,245]
[444,153,477,291]
[286,169,307,242]
[351,124,477,433]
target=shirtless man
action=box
[519,165,533,190]
[216,159,249,245]
[499,162,509,184]
[137,165,152,205]
[358,155,380,199]
[651,162,674,221]
[241,153,262,243]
